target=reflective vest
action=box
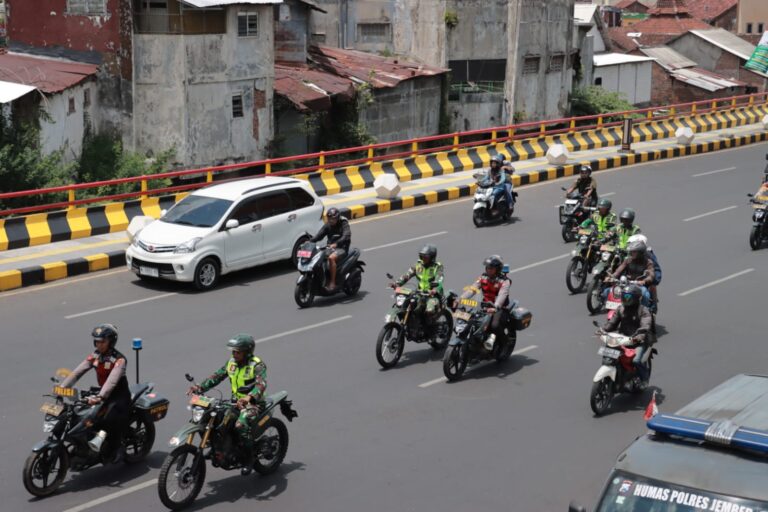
[415,262,443,293]
[591,212,617,234]
[226,356,264,399]
[617,225,640,249]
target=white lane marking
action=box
[692,166,736,177]
[683,205,738,222]
[0,268,129,299]
[254,315,352,344]
[678,268,755,297]
[65,292,178,319]
[418,345,538,388]
[508,254,570,274]
[62,478,157,512]
[364,231,448,252]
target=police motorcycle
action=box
[747,193,768,250]
[585,235,624,315]
[589,320,657,416]
[158,374,298,511]
[442,285,532,382]
[565,226,603,293]
[23,340,169,498]
[294,238,365,308]
[472,169,517,227]
[558,188,595,242]
[375,273,457,369]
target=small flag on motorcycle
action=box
[644,390,659,421]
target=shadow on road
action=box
[392,345,444,369]
[605,385,666,416]
[449,353,539,383]
[299,290,370,309]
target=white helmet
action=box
[627,234,648,246]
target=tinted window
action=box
[162,195,233,228]
[229,198,261,225]
[285,187,315,209]
[256,191,292,219]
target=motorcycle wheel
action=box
[294,279,314,308]
[750,225,761,250]
[562,223,577,243]
[495,331,517,362]
[158,445,206,511]
[253,418,289,476]
[443,344,467,382]
[124,411,156,464]
[428,310,453,350]
[585,278,604,315]
[343,267,362,297]
[590,378,614,416]
[473,209,485,228]
[23,445,69,497]
[565,257,588,294]
[376,323,405,369]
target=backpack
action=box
[648,249,661,285]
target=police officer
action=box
[392,244,445,325]
[461,255,512,351]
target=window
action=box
[237,13,258,37]
[67,0,106,15]
[84,89,91,108]
[522,56,540,75]
[229,198,261,226]
[256,191,293,219]
[68,98,76,114]
[285,187,315,210]
[594,77,603,86]
[548,54,565,73]
[357,22,391,42]
[232,94,244,118]
[759,23,765,33]
[747,22,753,33]
[311,33,327,44]
[164,196,233,228]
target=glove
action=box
[237,397,251,410]
[486,307,496,314]
[87,396,102,405]
[389,282,397,289]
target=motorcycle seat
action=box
[129,383,150,404]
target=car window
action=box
[229,197,261,226]
[285,187,315,209]
[256,191,293,219]
[162,195,233,228]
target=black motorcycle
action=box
[748,193,768,250]
[585,238,625,315]
[158,374,297,511]
[565,226,603,293]
[558,188,595,242]
[294,241,365,308]
[375,276,457,368]
[442,297,532,382]
[23,374,168,497]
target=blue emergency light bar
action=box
[648,414,768,455]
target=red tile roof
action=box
[0,52,97,93]
[615,0,650,11]
[274,62,355,112]
[649,0,690,16]
[607,6,711,52]
[686,0,737,22]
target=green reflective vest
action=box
[591,212,617,235]
[617,225,641,249]
[226,356,264,399]
[415,262,444,293]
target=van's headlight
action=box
[174,237,202,254]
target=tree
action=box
[570,86,635,118]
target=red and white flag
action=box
[644,390,659,421]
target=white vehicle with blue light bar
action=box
[570,374,768,512]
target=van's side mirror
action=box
[225,219,239,230]
[161,209,167,217]
[568,502,587,512]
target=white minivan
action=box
[126,177,324,290]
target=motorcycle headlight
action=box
[571,250,578,257]
[174,237,203,254]
[191,407,205,423]
[43,420,57,433]
[454,320,466,334]
[579,236,588,245]
[395,295,406,307]
[601,252,611,262]
[613,285,622,297]
[755,210,765,220]
[169,436,182,447]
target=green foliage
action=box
[569,86,635,118]
[513,111,528,124]
[445,10,459,29]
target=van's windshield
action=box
[596,471,768,512]
[162,195,233,228]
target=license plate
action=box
[606,301,621,310]
[52,385,76,398]
[454,311,471,321]
[578,229,592,236]
[598,347,621,359]
[189,395,211,408]
[139,266,159,277]
[460,298,478,308]
[565,199,579,205]
[40,403,64,417]
[600,245,615,252]
[296,250,312,258]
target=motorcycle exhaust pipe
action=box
[88,430,107,452]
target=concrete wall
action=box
[39,80,97,162]
[738,0,768,35]
[593,61,652,106]
[276,0,309,63]
[448,91,504,132]
[360,76,442,142]
[133,6,274,166]
[446,0,507,61]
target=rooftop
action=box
[0,52,97,95]
[687,28,757,61]
[639,45,746,91]
[686,0,738,23]
[274,62,355,112]
[593,52,654,66]
[607,7,711,52]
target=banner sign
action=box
[745,32,768,74]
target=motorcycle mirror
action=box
[561,187,567,191]
[592,320,600,328]
[385,273,394,279]
[747,193,754,198]
[568,502,587,512]
[185,373,194,382]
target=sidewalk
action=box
[1,121,765,290]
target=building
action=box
[616,0,650,15]
[738,0,768,36]
[687,0,738,31]
[640,45,747,104]
[592,53,653,105]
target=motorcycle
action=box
[585,238,624,315]
[157,374,297,511]
[589,321,657,416]
[748,193,768,250]
[565,227,602,293]
[558,188,594,242]
[23,369,168,497]
[472,171,517,227]
[294,240,365,308]
[442,295,532,382]
[375,276,457,368]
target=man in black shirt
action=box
[310,207,351,291]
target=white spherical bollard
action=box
[762,115,768,130]
[126,216,156,243]
[675,127,695,145]
[374,173,401,199]
[546,144,569,165]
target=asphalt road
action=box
[1,143,766,512]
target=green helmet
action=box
[597,198,612,211]
[227,334,255,354]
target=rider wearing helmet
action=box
[188,334,267,475]
[461,255,512,351]
[612,238,655,308]
[392,245,445,323]
[310,207,351,292]
[566,165,598,207]
[581,198,617,237]
[489,154,515,212]
[602,284,654,388]
[61,324,131,463]
[627,234,661,307]
[616,208,641,249]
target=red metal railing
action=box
[2,92,767,217]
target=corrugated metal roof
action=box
[689,28,756,61]
[181,0,281,7]
[0,53,97,94]
[309,45,449,90]
[671,67,744,92]
[640,46,696,70]
[593,52,654,67]
[0,80,36,103]
[274,62,355,112]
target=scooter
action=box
[472,171,517,227]
[748,193,768,250]
[294,241,365,308]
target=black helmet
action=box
[227,333,255,354]
[419,244,437,263]
[326,207,340,220]
[580,165,592,176]
[92,323,118,348]
[622,284,642,308]
[483,255,504,271]
[619,208,636,223]
[597,198,612,211]
[490,155,504,167]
